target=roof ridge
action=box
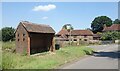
[21,21,50,27]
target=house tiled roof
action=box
[56,29,93,36]
[71,30,93,36]
[103,24,120,31]
[20,21,55,33]
[56,29,69,35]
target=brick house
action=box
[71,30,93,42]
[56,29,93,45]
[15,21,55,55]
[93,34,101,40]
[56,29,69,41]
[102,24,120,43]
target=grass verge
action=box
[2,45,94,69]
[2,41,15,50]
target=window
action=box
[23,33,25,36]
[84,39,87,41]
[17,34,19,37]
[74,39,77,41]
[18,39,19,41]
[23,38,25,41]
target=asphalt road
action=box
[61,44,119,69]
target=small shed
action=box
[15,21,55,55]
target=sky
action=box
[2,2,118,33]
[1,0,120,2]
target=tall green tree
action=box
[2,27,15,42]
[91,16,112,33]
[62,24,74,31]
[113,19,120,24]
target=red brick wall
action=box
[16,23,29,55]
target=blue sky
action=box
[2,2,118,33]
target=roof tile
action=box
[21,21,55,33]
[56,29,93,36]
[103,24,120,31]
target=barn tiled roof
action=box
[21,21,55,33]
[103,24,120,31]
[56,29,93,36]
[71,30,93,36]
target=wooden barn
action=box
[15,21,55,55]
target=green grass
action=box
[2,41,94,69]
[2,41,15,50]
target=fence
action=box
[100,40,114,44]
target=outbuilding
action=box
[15,21,55,55]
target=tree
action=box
[2,27,15,42]
[100,32,112,40]
[62,24,74,45]
[113,19,120,24]
[100,31,120,40]
[91,16,112,33]
[62,24,74,31]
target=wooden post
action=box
[27,36,30,55]
[70,29,71,45]
[50,36,55,52]
[77,38,80,46]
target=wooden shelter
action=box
[15,21,55,55]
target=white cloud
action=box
[32,4,56,12]
[42,16,48,20]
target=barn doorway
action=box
[30,33,53,54]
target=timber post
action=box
[50,36,55,52]
[27,36,30,55]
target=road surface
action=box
[61,44,119,69]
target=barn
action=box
[15,21,55,55]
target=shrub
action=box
[2,27,15,42]
[101,31,120,40]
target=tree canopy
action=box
[91,16,112,33]
[62,24,74,32]
[2,27,15,42]
[100,31,120,40]
[113,19,120,24]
